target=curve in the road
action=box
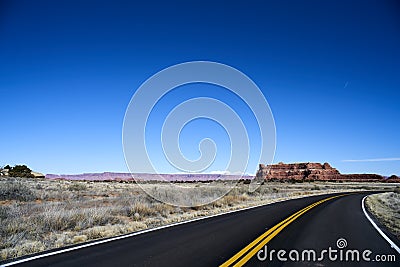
[220,194,349,266]
[1,192,398,267]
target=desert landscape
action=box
[1,162,399,261]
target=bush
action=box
[0,206,10,220]
[8,165,34,178]
[68,183,87,191]
[311,185,321,190]
[0,181,36,201]
[394,186,400,194]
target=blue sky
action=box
[1,0,399,176]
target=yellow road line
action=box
[220,194,348,267]
[220,201,320,266]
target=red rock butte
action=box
[256,162,400,182]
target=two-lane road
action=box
[2,192,399,266]
[243,193,399,266]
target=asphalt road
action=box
[2,192,399,267]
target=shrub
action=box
[36,205,120,232]
[0,181,36,201]
[0,240,45,259]
[72,235,88,244]
[311,185,321,190]
[68,183,87,191]
[8,165,34,178]
[127,202,156,218]
[0,206,10,220]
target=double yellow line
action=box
[220,194,348,267]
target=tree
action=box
[4,165,11,170]
[8,165,34,178]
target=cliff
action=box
[256,162,340,181]
[256,162,395,182]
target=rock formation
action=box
[256,162,392,182]
[256,162,340,181]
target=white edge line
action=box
[1,199,279,266]
[0,191,356,266]
[361,195,400,255]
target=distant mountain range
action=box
[45,172,253,182]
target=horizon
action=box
[33,160,399,177]
[1,0,400,176]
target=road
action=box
[2,192,399,266]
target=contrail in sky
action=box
[342,158,400,162]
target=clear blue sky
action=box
[1,0,399,176]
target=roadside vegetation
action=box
[365,190,400,240]
[0,177,397,261]
[1,165,34,178]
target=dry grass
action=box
[0,177,397,261]
[0,181,36,201]
[365,191,400,240]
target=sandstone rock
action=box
[257,162,388,182]
[31,171,45,178]
[256,162,340,181]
